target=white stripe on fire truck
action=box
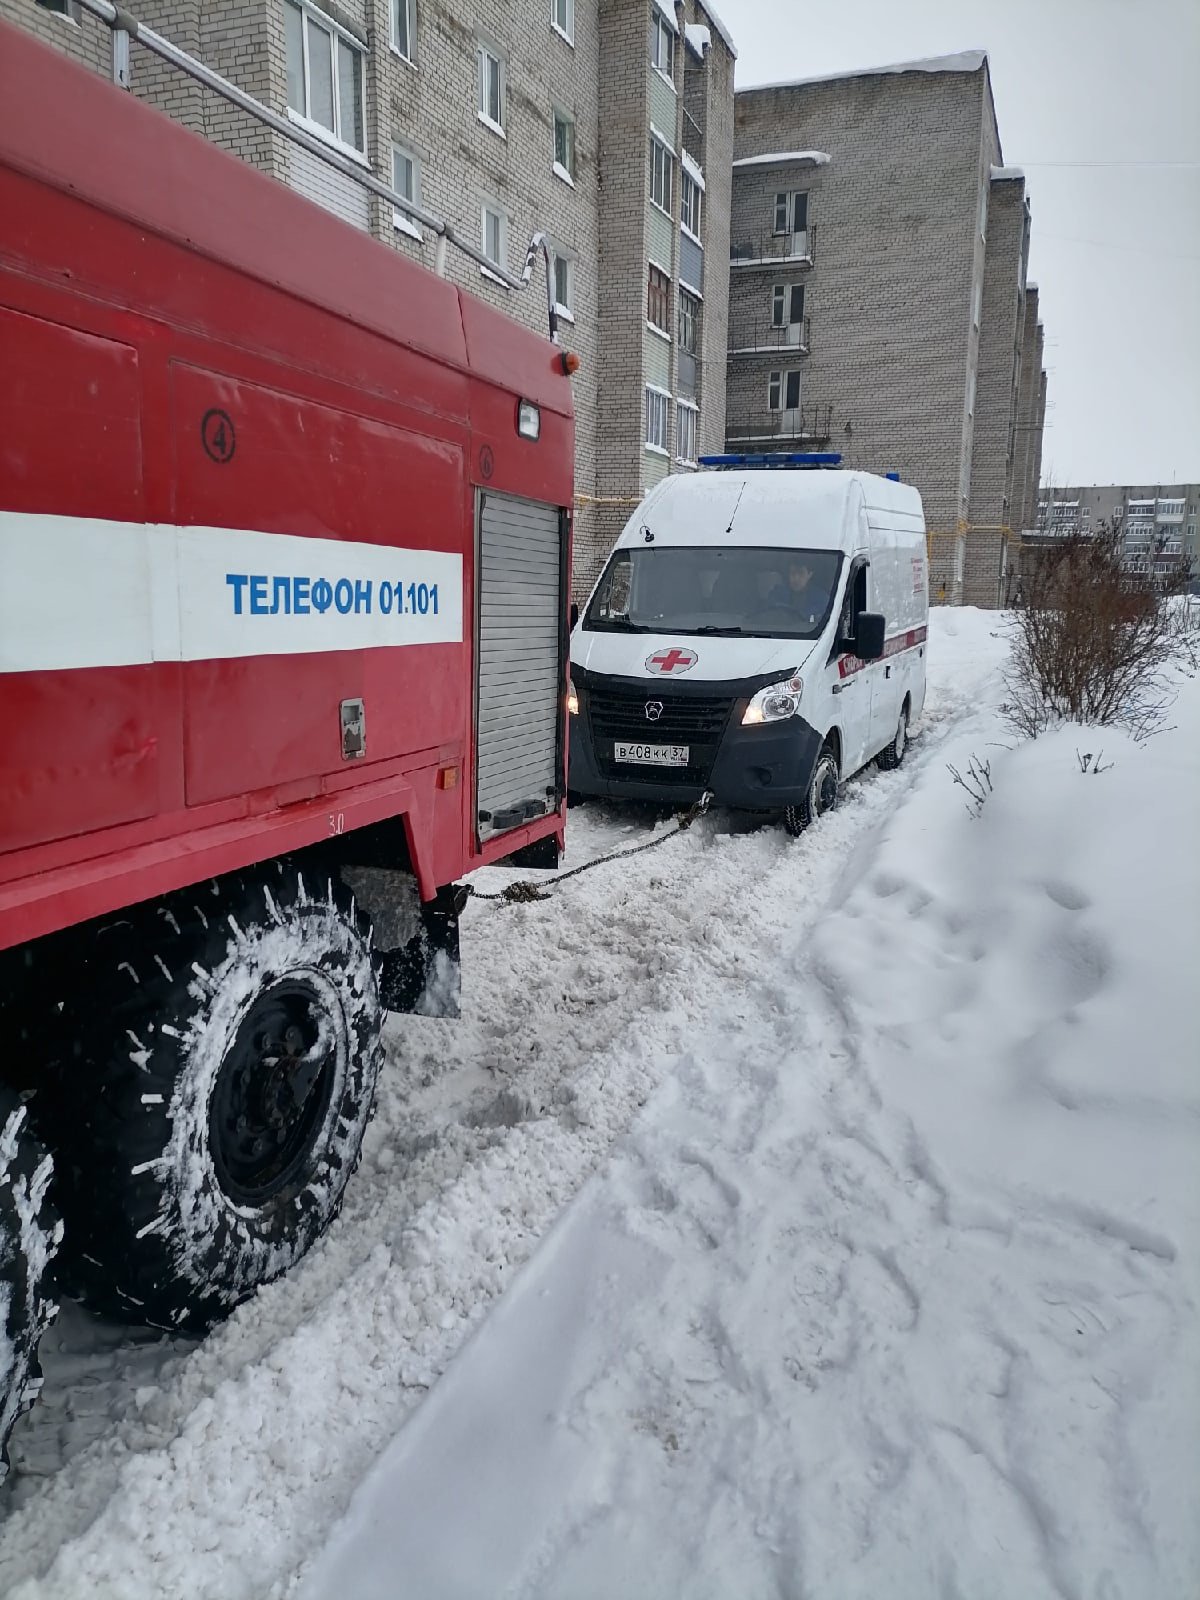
[0,512,464,674]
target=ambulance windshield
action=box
[584,545,842,640]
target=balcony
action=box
[677,348,697,402]
[682,105,705,170]
[725,403,833,450]
[730,225,816,268]
[727,317,811,357]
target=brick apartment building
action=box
[5,0,735,593]
[726,52,1049,606]
[1035,484,1199,586]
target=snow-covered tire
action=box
[41,862,382,1332]
[784,743,841,837]
[0,1089,61,1483]
[876,702,909,771]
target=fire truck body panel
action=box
[0,23,574,954]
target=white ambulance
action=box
[568,455,928,832]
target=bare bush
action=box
[948,753,994,817]
[1005,524,1195,740]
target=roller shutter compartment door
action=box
[476,493,564,841]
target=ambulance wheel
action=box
[784,744,841,836]
[42,862,382,1333]
[0,1090,61,1483]
[876,702,909,771]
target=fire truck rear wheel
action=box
[44,863,382,1333]
[0,1088,61,1482]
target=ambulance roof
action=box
[617,469,925,553]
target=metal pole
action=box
[76,0,557,326]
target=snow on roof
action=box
[696,0,737,59]
[684,23,711,58]
[681,147,705,187]
[990,164,1025,181]
[742,49,987,93]
[651,0,677,34]
[732,150,831,169]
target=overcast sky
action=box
[719,0,1200,489]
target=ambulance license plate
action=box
[614,742,689,767]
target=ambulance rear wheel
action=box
[876,703,909,771]
[0,1089,61,1483]
[42,862,382,1333]
[784,744,840,836]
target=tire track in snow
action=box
[0,633,1007,1599]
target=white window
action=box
[773,191,808,237]
[678,289,699,354]
[391,0,414,60]
[285,0,366,155]
[650,136,674,214]
[478,41,505,135]
[481,202,508,274]
[768,371,802,411]
[35,0,82,20]
[650,9,674,82]
[392,143,421,238]
[681,170,702,238]
[552,0,574,44]
[552,251,575,319]
[646,388,670,453]
[677,403,697,465]
[553,108,576,183]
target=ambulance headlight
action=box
[742,676,803,725]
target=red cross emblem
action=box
[645,647,698,675]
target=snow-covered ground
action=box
[2,610,1197,1598]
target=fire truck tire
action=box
[0,1089,61,1483]
[43,862,382,1333]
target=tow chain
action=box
[467,793,713,905]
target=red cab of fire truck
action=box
[0,17,574,1467]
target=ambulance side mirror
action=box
[855,612,886,661]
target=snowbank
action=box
[732,149,831,169]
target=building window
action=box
[285,1,366,155]
[391,0,414,60]
[650,136,674,214]
[650,9,674,82]
[646,387,670,453]
[35,0,82,19]
[768,371,802,411]
[771,283,805,342]
[478,41,505,135]
[677,403,697,465]
[392,143,421,238]
[552,0,574,44]
[553,251,575,319]
[553,108,576,183]
[647,264,671,335]
[773,191,808,238]
[679,288,699,353]
[481,202,508,274]
[681,171,702,238]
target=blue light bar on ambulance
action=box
[698,452,843,470]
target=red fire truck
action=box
[0,16,574,1467]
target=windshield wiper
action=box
[694,625,746,636]
[586,618,653,633]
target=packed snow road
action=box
[2,611,1197,1599]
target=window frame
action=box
[551,0,575,46]
[285,0,367,159]
[647,263,672,337]
[35,0,82,21]
[650,9,674,83]
[645,386,670,455]
[390,0,415,62]
[681,170,702,240]
[391,142,422,240]
[678,288,700,355]
[480,200,509,281]
[553,106,576,185]
[477,39,506,137]
[552,249,576,322]
[676,401,698,466]
[650,135,674,216]
[768,370,802,412]
[773,190,809,238]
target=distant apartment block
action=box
[1036,485,1199,585]
[726,52,1048,607]
[5,0,735,594]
